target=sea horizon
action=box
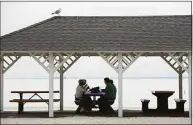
[4,76,189,79]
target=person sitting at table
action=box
[98,77,117,113]
[75,79,92,112]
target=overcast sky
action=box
[1,2,191,78]
[1,2,191,35]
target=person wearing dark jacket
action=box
[98,77,117,113]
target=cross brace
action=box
[30,52,81,73]
[161,52,188,73]
[1,55,21,74]
[98,52,143,73]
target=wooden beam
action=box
[49,53,54,117]
[0,57,4,111]
[188,52,192,120]
[118,52,123,117]
[59,57,64,111]
[179,57,183,99]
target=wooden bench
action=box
[10,91,60,114]
[74,100,82,113]
[74,99,115,113]
[74,100,99,113]
[10,99,60,114]
[174,99,186,113]
[10,99,60,102]
[140,99,150,113]
[106,100,115,113]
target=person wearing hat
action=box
[75,79,92,112]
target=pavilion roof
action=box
[0,15,191,52]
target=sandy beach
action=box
[1,116,191,124]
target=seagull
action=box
[52,8,61,16]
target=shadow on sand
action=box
[1,109,189,118]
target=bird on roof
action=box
[52,8,61,16]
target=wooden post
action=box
[118,53,123,117]
[188,52,192,120]
[49,53,54,117]
[59,57,64,111]
[0,56,3,111]
[179,57,183,99]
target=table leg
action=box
[93,96,96,101]
[157,96,168,112]
[18,93,24,114]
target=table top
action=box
[152,91,175,97]
[84,91,105,96]
[151,91,175,94]
[11,91,60,93]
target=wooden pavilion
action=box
[0,15,192,118]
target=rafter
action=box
[122,52,143,73]
[161,52,188,74]
[98,52,119,73]
[62,55,80,73]
[55,54,81,73]
[53,53,75,72]
[2,55,21,73]
[37,53,81,74]
[30,52,49,73]
[30,52,80,73]
[98,52,143,73]
[161,56,179,73]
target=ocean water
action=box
[3,77,189,111]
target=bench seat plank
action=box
[174,99,186,102]
[140,99,150,102]
[10,99,60,102]
[11,91,60,93]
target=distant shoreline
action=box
[4,77,188,79]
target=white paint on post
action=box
[0,56,4,111]
[49,53,54,117]
[118,52,123,117]
[188,52,192,120]
[60,66,64,111]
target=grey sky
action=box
[1,2,191,35]
[1,2,190,78]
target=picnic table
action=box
[152,91,175,112]
[75,91,106,113]
[10,91,60,114]
[85,91,115,113]
[84,91,105,102]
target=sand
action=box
[1,116,191,124]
